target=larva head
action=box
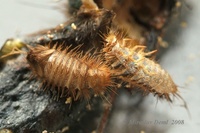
[105,33,117,45]
[104,30,142,50]
[26,45,54,78]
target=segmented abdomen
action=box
[103,32,178,102]
[26,45,112,100]
[124,58,177,100]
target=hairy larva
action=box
[103,31,180,102]
[26,44,113,101]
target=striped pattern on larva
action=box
[103,32,179,102]
[26,44,113,101]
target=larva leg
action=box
[122,38,132,45]
[132,45,146,51]
[131,48,157,66]
[144,50,157,56]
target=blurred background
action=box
[0,0,200,133]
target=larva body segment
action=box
[26,44,113,100]
[103,32,178,102]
